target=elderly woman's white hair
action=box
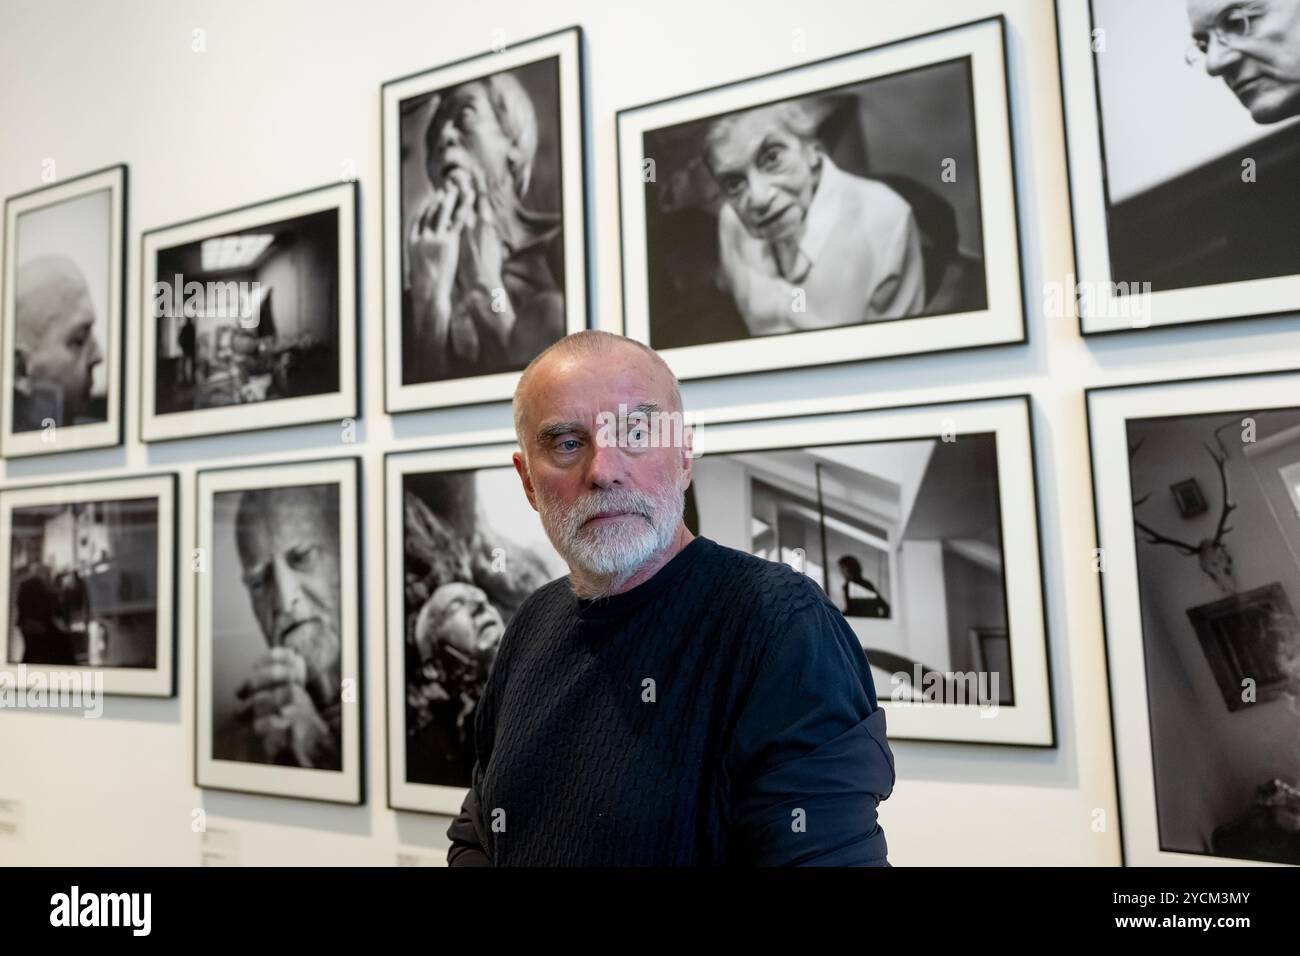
[426,72,540,198]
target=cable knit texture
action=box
[445,535,896,866]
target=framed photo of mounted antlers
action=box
[1088,370,1300,866]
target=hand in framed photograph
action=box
[0,473,176,697]
[2,165,125,457]
[196,458,362,803]
[386,447,567,813]
[617,17,1023,380]
[383,27,590,412]
[1090,371,1300,865]
[1059,0,1300,331]
[140,181,358,442]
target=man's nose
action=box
[585,438,624,488]
[1204,34,1243,76]
[87,333,103,366]
[272,556,305,627]
[437,119,460,152]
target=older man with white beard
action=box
[445,329,895,866]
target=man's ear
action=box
[506,146,530,197]
[513,450,539,512]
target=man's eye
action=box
[721,175,745,196]
[1223,10,1252,36]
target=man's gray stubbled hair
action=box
[512,330,684,457]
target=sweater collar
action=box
[572,536,711,622]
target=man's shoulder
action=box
[834,166,913,229]
[693,537,833,622]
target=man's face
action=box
[236,486,342,702]
[16,262,103,424]
[514,346,691,585]
[426,81,514,197]
[417,582,503,663]
[1188,0,1300,122]
[705,107,821,242]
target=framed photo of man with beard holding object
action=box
[616,17,1023,381]
[385,444,567,814]
[382,27,590,413]
[1058,0,1300,333]
[2,165,126,458]
[195,457,362,804]
[0,472,176,697]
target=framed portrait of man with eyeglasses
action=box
[1058,0,1300,333]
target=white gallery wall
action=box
[2,0,1299,867]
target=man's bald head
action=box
[13,255,103,425]
[512,331,683,459]
[15,256,92,350]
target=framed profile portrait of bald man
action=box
[1059,0,1300,333]
[382,26,590,413]
[616,17,1023,381]
[0,472,176,698]
[140,181,358,443]
[195,457,362,804]
[385,445,567,814]
[1,165,125,458]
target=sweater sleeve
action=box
[728,593,896,866]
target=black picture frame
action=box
[2,164,128,458]
[381,25,593,414]
[615,15,1026,383]
[139,180,361,444]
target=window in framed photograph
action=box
[385,445,567,814]
[1088,370,1300,865]
[616,16,1023,380]
[1058,0,1300,333]
[2,165,126,458]
[140,181,358,442]
[694,394,1052,746]
[195,457,362,804]
[382,26,590,413]
[0,472,176,697]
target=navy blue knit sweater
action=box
[445,535,896,866]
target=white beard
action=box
[536,472,685,597]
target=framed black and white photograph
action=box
[382,26,589,413]
[140,181,358,442]
[693,395,1051,745]
[616,16,1023,380]
[1089,370,1300,865]
[1058,0,1300,333]
[195,457,362,804]
[0,473,176,697]
[386,445,567,814]
[1,165,125,457]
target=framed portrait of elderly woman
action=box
[1058,0,1300,334]
[385,444,567,814]
[615,16,1023,381]
[0,472,176,698]
[1089,371,1300,865]
[1,165,126,458]
[693,394,1052,745]
[382,26,591,413]
[195,456,362,804]
[140,181,359,443]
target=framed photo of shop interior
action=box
[615,16,1023,381]
[1089,371,1300,866]
[1,165,126,458]
[695,394,1051,745]
[382,26,590,413]
[139,181,358,442]
[0,472,176,697]
[385,445,567,814]
[195,457,362,804]
[1058,0,1300,334]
